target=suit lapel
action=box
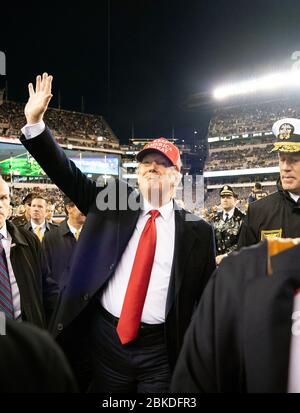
[166,208,198,316]
[244,242,300,392]
[117,207,141,262]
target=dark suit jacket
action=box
[0,319,77,392]
[171,240,300,392]
[42,219,77,287]
[5,220,58,327]
[22,220,58,237]
[21,127,216,370]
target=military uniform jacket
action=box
[212,208,245,255]
[238,183,300,248]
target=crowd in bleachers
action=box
[206,143,278,171]
[9,185,65,217]
[0,100,119,149]
[209,99,300,137]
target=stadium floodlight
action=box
[213,70,300,100]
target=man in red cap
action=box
[19,73,216,393]
[136,137,182,208]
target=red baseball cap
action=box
[136,138,182,171]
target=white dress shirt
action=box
[289,192,300,204]
[101,199,175,324]
[31,220,46,239]
[0,223,21,320]
[222,207,235,221]
[67,222,82,239]
[21,121,46,139]
[288,290,300,392]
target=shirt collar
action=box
[67,221,82,236]
[223,207,235,220]
[0,222,8,240]
[31,220,45,230]
[142,198,174,221]
[289,192,300,203]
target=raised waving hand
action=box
[24,72,53,124]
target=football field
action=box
[0,153,45,176]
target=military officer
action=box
[238,118,300,248]
[211,185,245,265]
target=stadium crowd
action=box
[8,186,65,218]
[209,98,300,137]
[206,143,278,171]
[0,100,119,149]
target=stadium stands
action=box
[206,143,277,171]
[8,185,65,217]
[0,100,119,149]
[208,98,300,137]
[201,98,300,213]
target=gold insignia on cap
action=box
[278,123,294,140]
[224,186,228,190]
[271,142,300,152]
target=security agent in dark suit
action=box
[20,73,216,393]
[42,196,88,391]
[42,195,86,286]
[0,318,77,393]
[22,194,58,242]
[0,177,58,327]
[171,238,300,393]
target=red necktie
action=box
[117,210,160,344]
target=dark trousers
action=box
[89,306,171,393]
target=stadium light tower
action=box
[213,70,300,100]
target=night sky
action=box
[2,0,300,143]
